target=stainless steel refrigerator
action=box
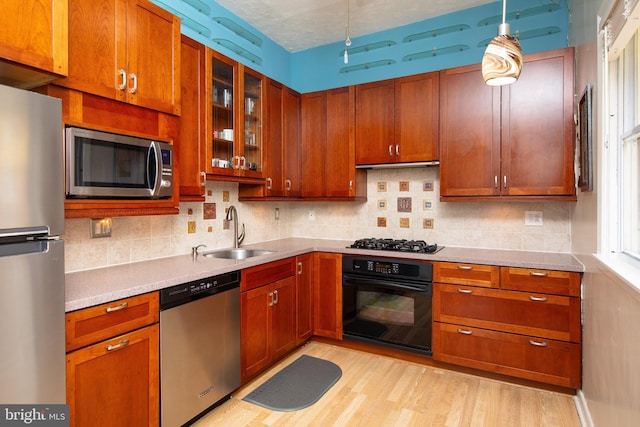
[0,84,66,404]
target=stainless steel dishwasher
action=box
[160,270,240,427]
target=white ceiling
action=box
[215,0,497,52]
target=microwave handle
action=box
[148,142,162,196]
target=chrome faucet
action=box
[225,205,245,248]
[192,244,207,259]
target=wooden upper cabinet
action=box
[264,79,285,196]
[301,87,366,200]
[355,79,395,165]
[178,35,206,200]
[0,0,68,86]
[283,86,301,197]
[355,72,439,166]
[501,48,575,197]
[57,0,180,115]
[439,63,500,197]
[440,47,575,201]
[395,72,439,162]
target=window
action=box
[603,3,640,264]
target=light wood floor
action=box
[193,341,581,427]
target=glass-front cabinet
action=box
[208,50,263,180]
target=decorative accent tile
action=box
[207,226,213,232]
[423,218,434,229]
[399,181,410,191]
[400,218,410,228]
[378,199,387,210]
[222,191,230,202]
[377,217,387,227]
[423,199,433,210]
[377,182,387,192]
[203,203,216,220]
[423,181,434,191]
[397,197,412,212]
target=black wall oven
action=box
[342,256,433,355]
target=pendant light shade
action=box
[481,0,523,86]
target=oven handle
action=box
[343,274,431,293]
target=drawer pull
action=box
[530,271,548,277]
[457,265,473,270]
[457,288,473,294]
[105,302,128,313]
[106,339,129,351]
[529,339,548,347]
[528,296,548,302]
[457,328,473,335]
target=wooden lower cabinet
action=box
[313,252,342,339]
[296,253,313,344]
[66,323,159,427]
[241,259,297,382]
[433,322,581,389]
[432,263,581,389]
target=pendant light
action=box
[344,0,351,64]
[481,0,523,85]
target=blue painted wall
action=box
[152,0,569,93]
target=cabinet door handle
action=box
[349,180,353,191]
[105,302,128,313]
[457,288,473,294]
[503,175,507,188]
[266,178,273,190]
[529,271,548,277]
[240,156,246,169]
[494,175,498,188]
[118,69,126,90]
[395,144,400,156]
[388,145,393,156]
[268,291,274,307]
[233,156,241,170]
[106,339,129,351]
[457,328,473,335]
[298,261,303,275]
[129,73,137,94]
[529,339,548,347]
[529,296,548,302]
[457,265,473,270]
[200,171,206,187]
[273,290,279,305]
[285,179,292,191]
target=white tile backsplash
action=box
[63,168,573,272]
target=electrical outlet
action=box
[275,208,280,220]
[525,211,543,226]
[308,210,315,221]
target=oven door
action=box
[342,274,432,355]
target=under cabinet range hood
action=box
[356,160,440,169]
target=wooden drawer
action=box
[501,267,581,297]
[432,322,581,389]
[433,283,581,343]
[241,257,296,291]
[66,292,159,352]
[433,262,499,288]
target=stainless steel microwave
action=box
[65,127,173,199]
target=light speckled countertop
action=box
[65,238,584,312]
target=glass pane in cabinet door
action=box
[243,72,262,172]
[212,58,235,171]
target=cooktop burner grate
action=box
[348,238,443,254]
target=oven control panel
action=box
[347,257,429,279]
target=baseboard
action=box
[574,390,594,427]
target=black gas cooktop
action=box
[348,238,443,254]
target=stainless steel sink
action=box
[202,248,274,260]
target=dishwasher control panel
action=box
[160,270,240,310]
